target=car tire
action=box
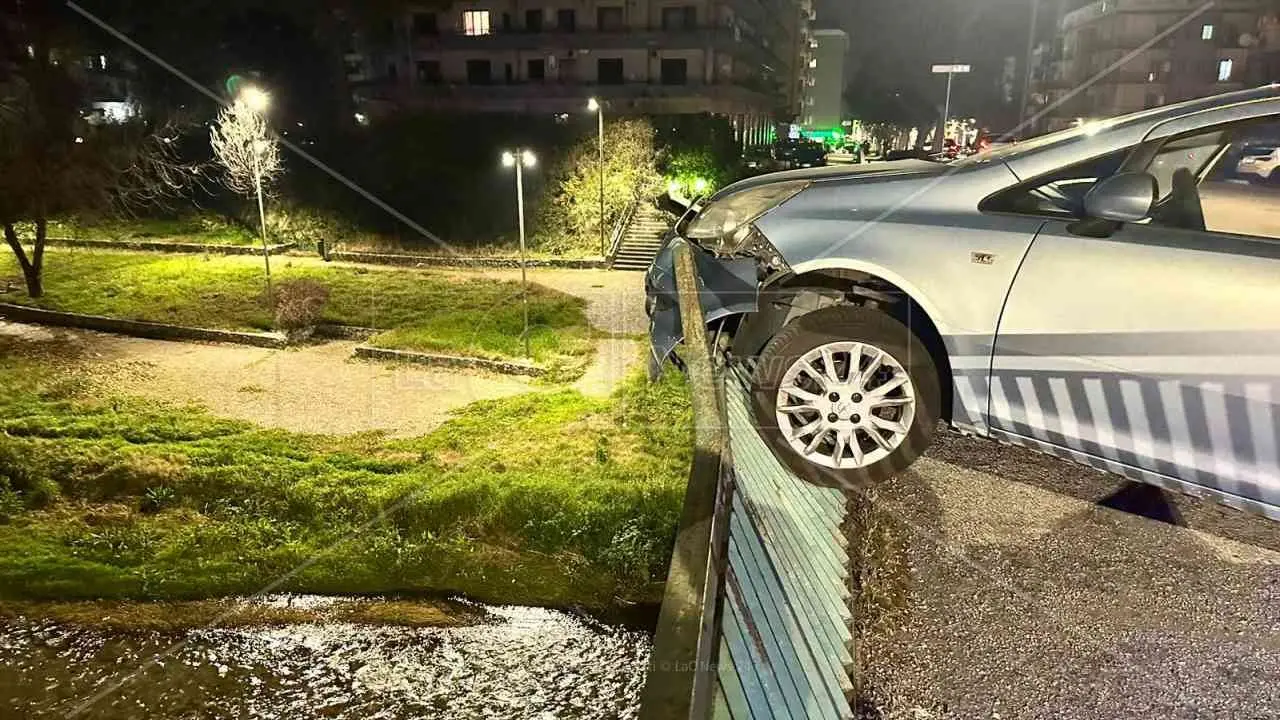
[749,304,942,489]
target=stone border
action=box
[327,250,606,270]
[353,344,545,377]
[46,237,296,256]
[0,303,287,348]
[0,305,546,377]
[313,323,378,341]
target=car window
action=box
[1146,129,1227,199]
[1203,121,1280,239]
[983,148,1129,218]
[1147,119,1280,240]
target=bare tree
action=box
[210,100,281,298]
[1,28,205,299]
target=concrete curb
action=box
[352,344,546,377]
[327,250,606,270]
[313,324,378,341]
[0,303,287,348]
[46,237,296,256]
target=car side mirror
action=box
[1084,171,1157,222]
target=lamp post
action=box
[239,85,272,298]
[503,148,537,359]
[588,97,606,259]
[930,64,970,155]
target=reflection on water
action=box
[0,598,651,719]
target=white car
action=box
[1236,144,1280,182]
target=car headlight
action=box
[685,180,810,243]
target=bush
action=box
[535,118,663,255]
[273,279,330,336]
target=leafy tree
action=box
[536,118,663,255]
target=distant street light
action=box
[240,85,270,114]
[588,97,606,258]
[502,148,538,359]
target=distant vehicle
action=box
[884,148,933,161]
[793,141,827,168]
[647,86,1280,519]
[771,140,827,170]
[743,147,776,174]
[1236,144,1280,183]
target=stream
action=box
[0,597,652,719]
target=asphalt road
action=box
[856,431,1280,719]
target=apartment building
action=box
[1031,0,1269,132]
[801,28,847,130]
[349,0,815,145]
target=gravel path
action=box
[859,432,1280,720]
[0,267,647,437]
[2,322,536,438]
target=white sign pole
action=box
[931,64,971,154]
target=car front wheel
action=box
[749,305,942,488]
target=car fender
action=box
[784,257,954,336]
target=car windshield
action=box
[1242,144,1276,156]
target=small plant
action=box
[273,278,330,342]
[142,485,177,513]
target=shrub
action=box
[535,118,663,255]
[273,279,331,337]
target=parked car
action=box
[1235,143,1280,183]
[646,86,1280,519]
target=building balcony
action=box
[406,26,786,69]
[356,78,780,117]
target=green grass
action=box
[0,339,691,609]
[15,214,258,246]
[0,250,596,368]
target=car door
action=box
[990,119,1280,512]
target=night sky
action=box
[816,0,1046,128]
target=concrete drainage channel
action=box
[0,304,548,377]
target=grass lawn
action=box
[0,337,690,609]
[16,214,258,246]
[0,250,596,371]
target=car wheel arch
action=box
[736,264,956,425]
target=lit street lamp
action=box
[502,148,538,359]
[239,85,273,297]
[588,97,606,258]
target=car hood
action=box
[713,159,944,197]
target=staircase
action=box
[610,203,674,271]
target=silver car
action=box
[646,86,1280,519]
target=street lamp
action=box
[588,97,606,259]
[238,85,273,298]
[240,85,270,114]
[502,148,538,359]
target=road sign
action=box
[932,64,971,74]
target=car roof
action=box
[996,84,1280,180]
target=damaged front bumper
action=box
[644,239,761,376]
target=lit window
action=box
[808,58,817,68]
[1201,24,1214,40]
[463,10,491,36]
[1218,58,1233,81]
[1147,71,1155,82]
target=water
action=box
[0,598,652,719]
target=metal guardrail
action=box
[640,241,856,720]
